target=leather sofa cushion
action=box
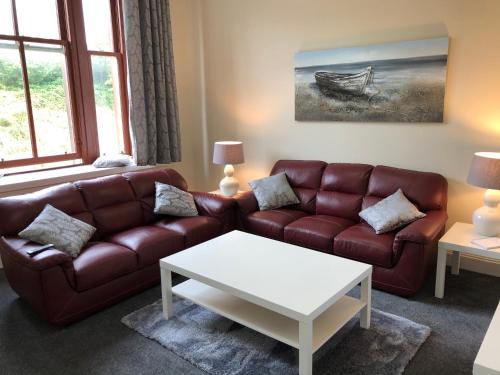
[106,226,184,267]
[76,175,143,236]
[284,215,354,253]
[316,191,363,222]
[243,209,307,240]
[155,216,221,248]
[270,160,327,214]
[321,163,373,194]
[316,163,373,221]
[333,223,396,268]
[0,183,92,236]
[292,188,318,214]
[76,175,135,210]
[271,160,327,189]
[124,169,188,198]
[92,201,144,237]
[73,242,138,291]
[124,169,189,223]
[367,165,448,211]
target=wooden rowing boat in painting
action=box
[315,66,373,96]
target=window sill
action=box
[0,164,163,197]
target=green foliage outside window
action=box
[0,56,114,160]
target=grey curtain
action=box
[123,0,181,165]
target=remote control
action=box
[26,244,54,257]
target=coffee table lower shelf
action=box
[172,279,365,353]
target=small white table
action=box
[474,301,500,375]
[209,189,246,197]
[435,222,500,298]
[160,230,372,375]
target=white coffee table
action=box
[160,230,372,375]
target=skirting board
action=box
[0,251,498,278]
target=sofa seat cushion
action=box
[106,226,184,268]
[155,216,221,248]
[73,242,138,291]
[243,209,308,240]
[284,215,355,253]
[333,223,396,268]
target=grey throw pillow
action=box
[154,182,198,217]
[18,204,96,258]
[248,172,300,211]
[359,189,426,234]
[92,154,135,168]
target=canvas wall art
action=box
[295,37,449,122]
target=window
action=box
[0,0,130,173]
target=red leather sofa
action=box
[0,168,235,325]
[236,160,448,296]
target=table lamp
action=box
[213,141,244,197]
[467,152,500,236]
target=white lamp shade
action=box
[213,141,244,165]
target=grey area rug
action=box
[122,297,430,375]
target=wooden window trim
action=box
[0,0,131,171]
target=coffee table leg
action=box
[161,268,173,319]
[299,320,313,375]
[435,246,447,298]
[360,273,371,329]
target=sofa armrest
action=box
[234,191,259,215]
[0,236,73,271]
[191,192,236,232]
[394,210,448,249]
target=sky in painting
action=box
[295,37,449,68]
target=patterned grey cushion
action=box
[248,173,300,211]
[154,182,198,217]
[18,204,96,258]
[92,154,135,168]
[359,189,426,234]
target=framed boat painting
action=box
[295,37,449,122]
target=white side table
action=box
[209,190,246,198]
[435,222,500,298]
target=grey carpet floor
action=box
[0,267,498,375]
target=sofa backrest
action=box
[268,160,447,218]
[270,160,327,213]
[317,163,373,221]
[0,168,189,238]
[364,165,448,212]
[75,175,143,237]
[0,183,94,236]
[124,169,188,224]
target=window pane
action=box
[0,0,14,35]
[16,0,60,39]
[25,43,75,156]
[91,55,124,155]
[0,41,32,161]
[82,0,114,51]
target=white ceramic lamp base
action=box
[219,164,239,197]
[473,189,500,236]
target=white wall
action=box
[171,0,500,228]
